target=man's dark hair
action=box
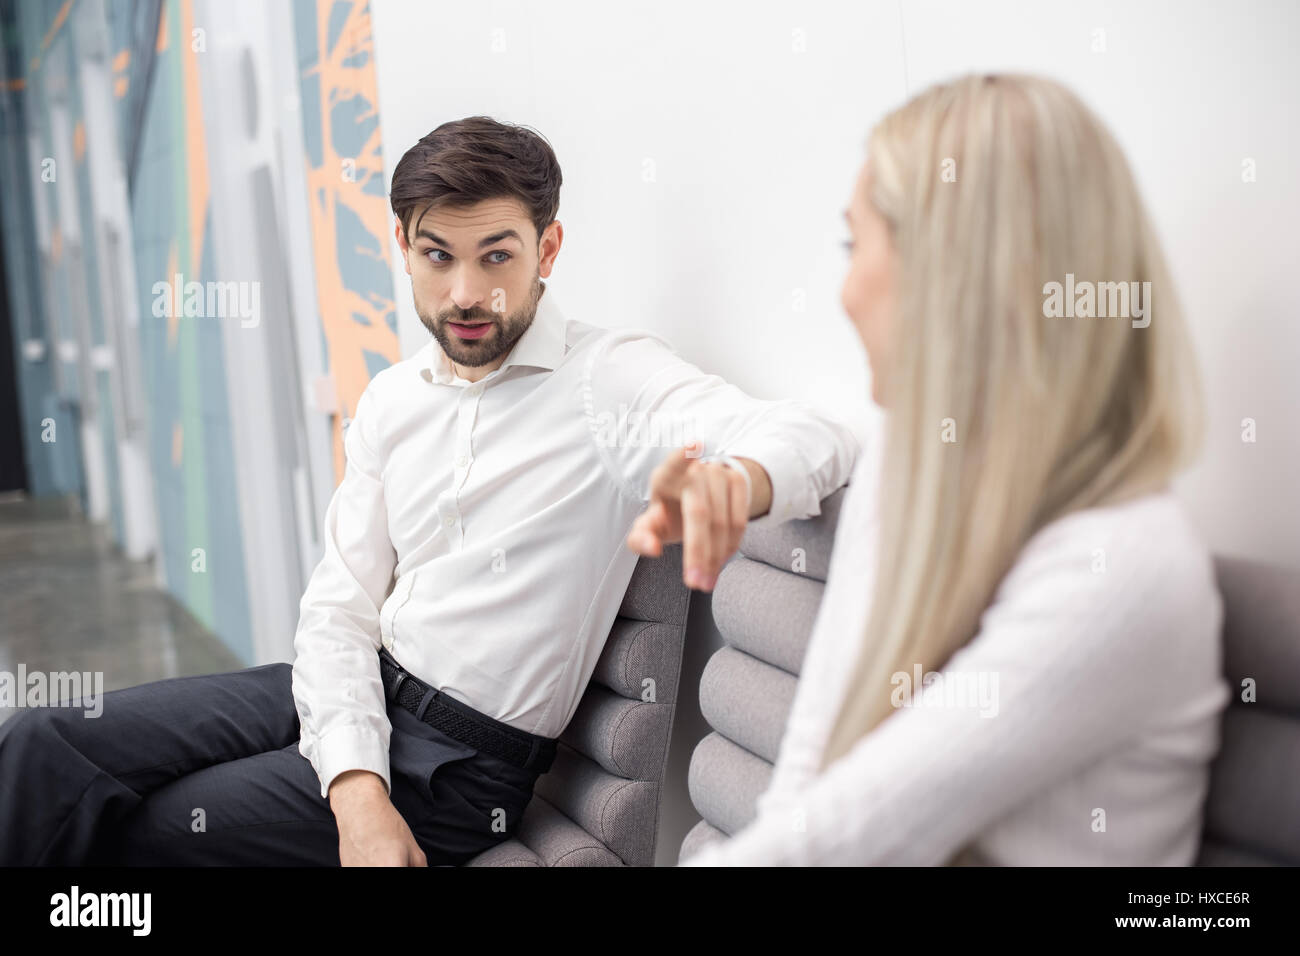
[390,116,562,247]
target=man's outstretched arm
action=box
[585,329,860,590]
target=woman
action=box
[680,72,1229,866]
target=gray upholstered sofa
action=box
[466,544,692,866]
[679,484,1300,866]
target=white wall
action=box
[372,0,904,441]
[371,0,1300,863]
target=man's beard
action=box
[417,274,542,369]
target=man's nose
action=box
[449,269,488,312]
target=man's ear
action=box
[538,220,563,279]
[395,218,412,276]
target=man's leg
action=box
[101,741,342,865]
[104,702,542,866]
[0,661,300,866]
[0,656,542,866]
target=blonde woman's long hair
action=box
[817,74,1206,783]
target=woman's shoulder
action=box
[1020,490,1212,581]
[989,490,1222,658]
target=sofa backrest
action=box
[468,545,692,866]
[1197,554,1300,865]
[680,487,848,856]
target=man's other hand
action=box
[330,770,427,867]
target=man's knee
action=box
[233,660,295,698]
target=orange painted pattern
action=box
[40,0,72,52]
[113,46,131,98]
[300,0,399,482]
[156,4,168,53]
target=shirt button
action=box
[382,634,392,650]
[468,384,483,397]
[444,514,456,527]
[456,455,468,468]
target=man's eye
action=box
[426,249,451,263]
[486,251,511,264]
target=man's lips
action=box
[447,321,493,340]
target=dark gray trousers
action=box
[0,659,541,866]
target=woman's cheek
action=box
[842,263,871,346]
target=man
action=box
[0,116,857,866]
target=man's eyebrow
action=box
[415,228,524,249]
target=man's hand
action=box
[626,443,773,591]
[329,770,427,867]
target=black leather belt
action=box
[378,647,557,774]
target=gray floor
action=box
[0,492,244,726]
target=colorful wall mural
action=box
[1,0,399,663]
[293,0,399,482]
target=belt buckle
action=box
[390,667,410,703]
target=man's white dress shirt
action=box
[680,436,1230,865]
[292,283,859,799]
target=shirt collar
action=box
[425,282,565,386]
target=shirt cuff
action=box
[719,438,807,530]
[312,725,392,800]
